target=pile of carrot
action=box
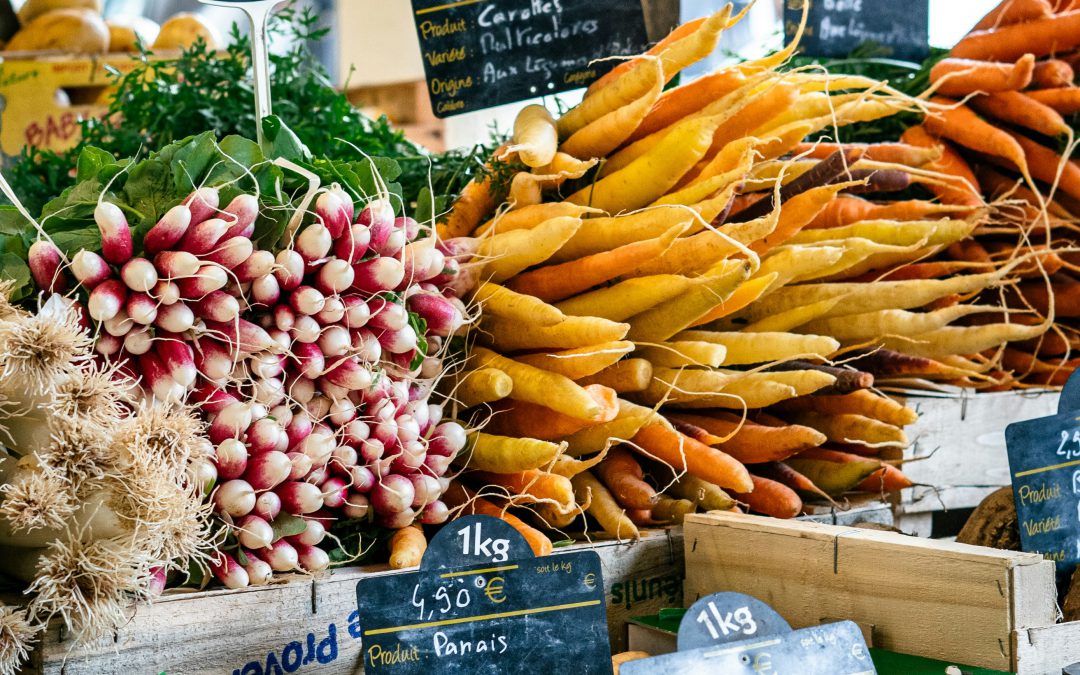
[425,6,1054,549]
[866,0,1080,388]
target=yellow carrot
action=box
[636,341,728,368]
[471,347,608,420]
[566,114,726,213]
[480,315,630,352]
[472,282,566,327]
[882,322,1048,358]
[479,216,582,283]
[555,275,693,322]
[577,359,654,393]
[464,432,565,473]
[514,341,635,380]
[571,471,640,539]
[563,400,661,457]
[560,60,663,159]
[741,296,849,333]
[453,368,513,408]
[550,207,696,264]
[789,412,909,448]
[627,261,752,343]
[675,331,841,365]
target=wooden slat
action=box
[1013,622,1080,674]
[684,512,1056,673]
[897,390,1058,515]
[26,529,683,674]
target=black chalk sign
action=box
[677,592,793,650]
[409,0,650,117]
[784,0,929,62]
[1006,371,1080,581]
[622,592,875,675]
[355,515,611,673]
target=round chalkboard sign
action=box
[677,592,793,650]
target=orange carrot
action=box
[1002,129,1080,200]
[972,0,1053,31]
[587,18,707,94]
[666,412,826,463]
[443,482,553,556]
[856,464,914,492]
[1032,59,1076,88]
[751,184,848,254]
[930,55,1035,97]
[948,238,993,264]
[689,274,775,326]
[628,70,747,143]
[467,470,575,511]
[901,125,982,206]
[668,418,726,446]
[732,475,801,519]
[1025,87,1080,114]
[924,97,1029,174]
[793,142,940,167]
[1015,276,1080,316]
[485,384,619,440]
[969,91,1071,137]
[806,197,973,230]
[595,447,658,510]
[951,10,1080,61]
[848,261,978,282]
[631,423,753,493]
[505,225,683,302]
[440,177,494,240]
[706,83,800,157]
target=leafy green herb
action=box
[2,6,493,222]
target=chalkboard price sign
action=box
[1006,371,1080,580]
[409,0,649,117]
[784,0,929,62]
[355,515,611,674]
[622,592,875,675]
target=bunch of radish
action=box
[29,183,472,589]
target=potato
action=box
[152,12,219,51]
[6,8,108,53]
[106,16,159,52]
[16,0,101,25]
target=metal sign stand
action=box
[197,0,285,147]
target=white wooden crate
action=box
[684,511,1079,675]
[892,389,1059,535]
[25,529,683,675]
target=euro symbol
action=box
[484,576,506,604]
[584,573,596,589]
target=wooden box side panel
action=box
[899,391,1058,515]
[684,513,1054,672]
[1013,622,1080,674]
[29,531,684,674]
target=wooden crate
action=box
[25,528,683,674]
[684,511,1080,674]
[0,52,149,163]
[891,389,1059,536]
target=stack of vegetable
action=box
[435,6,1058,548]
[0,290,213,673]
[877,0,1080,388]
